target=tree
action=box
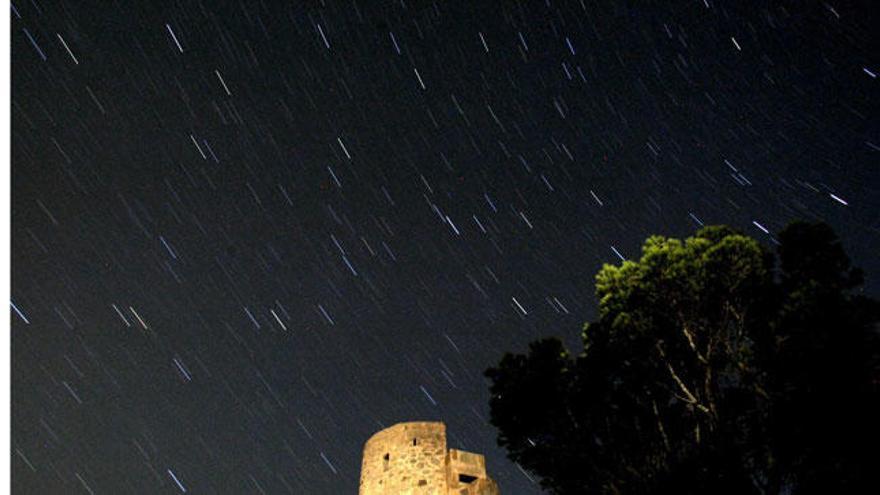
[485,223,879,494]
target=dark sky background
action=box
[10,0,878,493]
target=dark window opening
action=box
[418,479,427,486]
[459,474,478,484]
[413,438,418,446]
[383,453,389,461]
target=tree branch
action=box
[655,342,711,415]
[652,400,671,452]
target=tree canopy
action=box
[485,222,879,494]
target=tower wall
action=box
[359,421,500,494]
[446,449,500,495]
[359,422,448,494]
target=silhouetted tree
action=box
[486,223,879,494]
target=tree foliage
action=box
[485,222,879,494]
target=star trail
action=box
[11,1,878,493]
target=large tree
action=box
[485,223,879,494]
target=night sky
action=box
[10,1,879,493]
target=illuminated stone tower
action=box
[359,421,500,494]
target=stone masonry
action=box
[359,421,500,495]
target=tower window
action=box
[413,438,418,446]
[459,474,478,484]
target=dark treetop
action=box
[11,1,878,493]
[486,222,880,494]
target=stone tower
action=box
[359,421,500,495]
